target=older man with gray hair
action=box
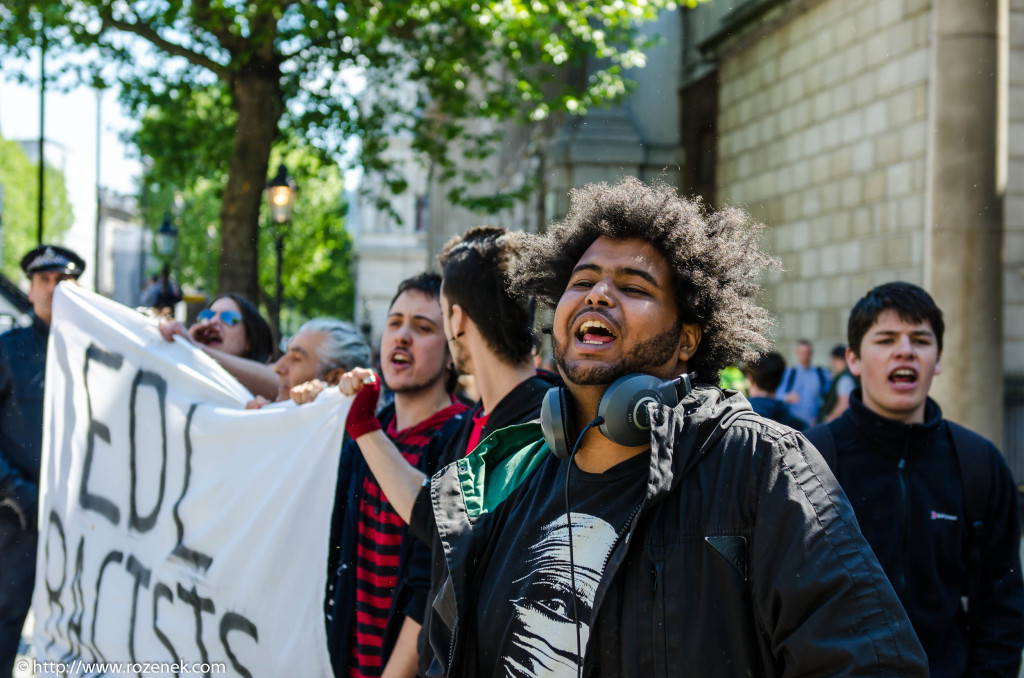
[248,317,371,407]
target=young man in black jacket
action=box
[320,226,558,674]
[807,282,1024,677]
[341,180,927,676]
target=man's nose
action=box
[585,281,614,307]
[389,328,410,347]
[893,336,914,355]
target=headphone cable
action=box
[564,415,604,678]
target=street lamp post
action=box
[156,212,178,259]
[265,164,297,333]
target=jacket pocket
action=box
[640,536,758,678]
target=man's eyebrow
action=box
[871,329,935,337]
[571,263,660,287]
[289,345,309,357]
[387,312,439,327]
[412,314,439,327]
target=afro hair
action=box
[508,177,778,383]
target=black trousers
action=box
[0,514,35,678]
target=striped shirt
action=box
[348,401,468,678]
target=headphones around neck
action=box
[541,372,695,459]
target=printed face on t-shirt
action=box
[503,514,618,678]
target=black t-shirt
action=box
[475,451,649,677]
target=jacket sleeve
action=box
[968,441,1024,676]
[750,431,929,676]
[397,447,442,625]
[0,344,37,531]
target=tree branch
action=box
[190,0,249,57]
[100,16,231,80]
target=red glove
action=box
[346,374,382,439]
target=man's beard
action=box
[552,318,683,386]
[449,335,471,376]
[387,362,450,396]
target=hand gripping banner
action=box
[31,284,348,677]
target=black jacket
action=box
[807,392,1024,677]
[0,315,48,529]
[747,395,806,431]
[426,386,928,677]
[407,372,559,676]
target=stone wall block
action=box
[877,60,902,96]
[886,161,913,196]
[864,170,887,202]
[864,101,889,135]
[879,0,906,26]
[900,194,925,229]
[880,128,907,165]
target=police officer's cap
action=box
[20,244,86,278]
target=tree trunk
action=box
[218,68,283,304]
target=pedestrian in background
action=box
[807,282,1024,677]
[777,338,830,427]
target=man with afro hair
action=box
[341,178,927,676]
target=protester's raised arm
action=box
[198,346,279,400]
[159,318,278,400]
[339,369,426,524]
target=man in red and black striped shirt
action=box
[326,273,468,678]
[335,228,560,675]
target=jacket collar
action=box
[484,372,562,433]
[844,388,942,456]
[31,313,49,338]
[648,385,754,502]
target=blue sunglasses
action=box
[197,309,243,326]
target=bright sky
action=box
[0,56,142,290]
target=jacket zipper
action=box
[447,619,458,673]
[897,455,908,593]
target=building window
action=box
[415,194,429,232]
[679,71,719,206]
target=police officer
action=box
[0,244,85,676]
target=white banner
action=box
[31,284,348,677]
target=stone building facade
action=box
[703,0,1009,452]
[353,0,1021,464]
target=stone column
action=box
[925,0,1005,443]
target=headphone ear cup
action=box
[597,374,680,447]
[540,387,571,459]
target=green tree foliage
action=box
[137,88,354,322]
[0,132,74,279]
[0,0,686,302]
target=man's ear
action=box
[934,351,942,376]
[846,346,862,377]
[677,323,702,363]
[449,303,467,339]
[324,367,345,386]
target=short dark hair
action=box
[390,272,442,309]
[438,226,535,365]
[388,272,458,393]
[848,282,944,356]
[211,292,275,364]
[508,177,777,382]
[830,343,847,360]
[744,352,787,393]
